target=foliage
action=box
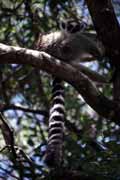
[0,0,120,179]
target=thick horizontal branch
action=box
[0,43,119,122]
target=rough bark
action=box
[85,0,120,111]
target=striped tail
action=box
[45,77,65,167]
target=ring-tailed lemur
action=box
[35,20,102,167]
[36,20,102,64]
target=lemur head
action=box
[60,19,87,33]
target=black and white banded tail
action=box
[45,78,65,167]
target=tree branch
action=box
[0,43,120,123]
[85,0,120,122]
[85,0,120,67]
[0,104,49,117]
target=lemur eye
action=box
[69,24,80,33]
[67,23,75,32]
